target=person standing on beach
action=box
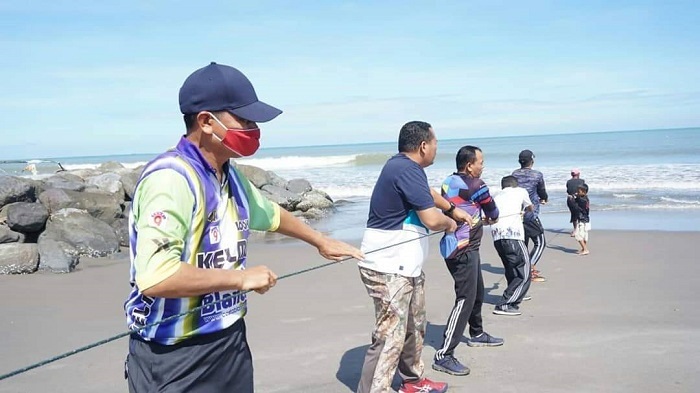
[566,169,586,236]
[123,62,363,393]
[512,149,548,282]
[572,183,591,255]
[490,175,534,316]
[356,121,458,393]
[432,145,503,377]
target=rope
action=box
[0,230,445,381]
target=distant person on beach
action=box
[123,62,363,393]
[572,183,591,255]
[432,145,503,377]
[566,169,586,236]
[356,121,461,393]
[22,163,38,176]
[512,149,548,282]
[490,175,534,316]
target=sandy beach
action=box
[0,228,698,393]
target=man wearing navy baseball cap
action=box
[124,62,364,392]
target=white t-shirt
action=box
[491,187,533,241]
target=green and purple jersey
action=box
[124,137,280,345]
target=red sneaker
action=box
[399,377,448,393]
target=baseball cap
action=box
[439,232,459,259]
[518,149,535,162]
[571,168,580,175]
[179,62,282,122]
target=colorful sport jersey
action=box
[511,168,548,220]
[124,137,281,345]
[441,173,498,255]
[358,154,435,277]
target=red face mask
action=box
[210,114,261,157]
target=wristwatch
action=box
[443,201,456,216]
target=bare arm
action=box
[142,263,277,298]
[416,207,457,232]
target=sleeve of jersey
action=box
[237,171,281,232]
[472,181,499,219]
[132,170,194,291]
[396,166,434,211]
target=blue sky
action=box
[1,1,698,159]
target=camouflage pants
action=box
[357,267,426,393]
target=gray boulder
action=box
[6,202,49,233]
[37,237,80,273]
[236,164,271,188]
[266,171,288,188]
[0,243,39,274]
[0,175,35,206]
[38,188,122,224]
[111,218,129,247]
[286,178,313,194]
[67,168,100,180]
[260,185,302,210]
[296,190,334,212]
[301,207,328,221]
[42,208,119,257]
[43,175,87,192]
[97,161,125,173]
[120,171,140,201]
[0,225,24,244]
[86,173,124,196]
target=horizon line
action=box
[5,125,697,162]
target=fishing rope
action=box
[0,229,446,381]
[0,211,533,381]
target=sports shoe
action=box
[432,355,470,376]
[399,377,449,393]
[522,295,532,301]
[466,331,504,347]
[493,305,522,316]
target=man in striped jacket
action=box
[432,145,503,377]
[512,150,548,282]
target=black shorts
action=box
[126,318,253,393]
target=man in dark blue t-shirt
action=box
[356,121,457,393]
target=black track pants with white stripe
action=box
[493,239,531,307]
[434,250,483,361]
[524,217,546,266]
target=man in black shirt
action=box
[566,169,586,236]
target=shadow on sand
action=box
[336,344,403,392]
[548,244,579,254]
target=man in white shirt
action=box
[489,175,534,316]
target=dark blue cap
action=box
[179,62,282,122]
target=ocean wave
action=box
[237,155,358,170]
[321,186,374,199]
[238,153,394,170]
[352,153,393,166]
[595,203,700,211]
[612,193,639,199]
[659,197,700,205]
[61,161,147,171]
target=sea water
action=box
[3,128,699,238]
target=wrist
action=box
[443,201,456,216]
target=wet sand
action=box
[0,229,698,392]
